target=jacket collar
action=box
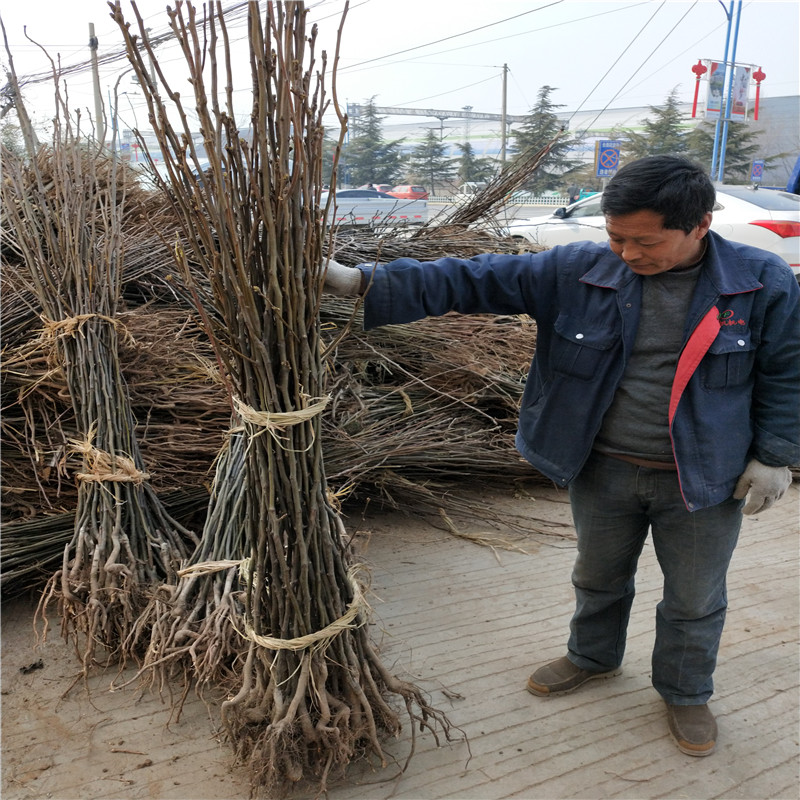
[579,230,763,295]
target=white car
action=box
[321,188,427,227]
[506,186,800,279]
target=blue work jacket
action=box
[356,230,800,511]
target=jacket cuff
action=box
[751,423,800,468]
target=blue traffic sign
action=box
[750,159,765,183]
[596,140,622,177]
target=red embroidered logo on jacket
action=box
[718,309,746,326]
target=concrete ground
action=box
[2,481,798,800]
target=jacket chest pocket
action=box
[552,314,620,380]
[701,329,756,389]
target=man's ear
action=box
[697,212,713,238]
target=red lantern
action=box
[753,67,766,120]
[691,59,708,118]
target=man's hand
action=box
[732,459,792,514]
[323,259,363,296]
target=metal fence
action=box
[429,194,569,206]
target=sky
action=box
[2,0,799,135]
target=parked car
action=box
[358,183,393,193]
[505,186,800,278]
[457,181,488,196]
[321,188,427,227]
[388,185,429,200]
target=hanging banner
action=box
[731,65,751,120]
[704,61,725,119]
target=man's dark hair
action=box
[601,155,716,233]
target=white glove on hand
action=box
[323,259,363,296]
[732,458,792,515]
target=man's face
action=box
[604,209,712,275]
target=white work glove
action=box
[732,458,792,515]
[323,259,363,296]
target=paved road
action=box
[4,481,797,800]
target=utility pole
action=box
[89,23,106,146]
[463,105,472,142]
[500,63,508,164]
[143,28,158,89]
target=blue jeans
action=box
[566,452,743,705]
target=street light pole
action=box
[709,2,733,178]
[717,0,743,182]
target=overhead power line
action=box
[340,0,565,72]
[7,1,253,89]
[397,73,501,109]
[338,1,652,77]
[575,0,700,134]
[568,1,666,124]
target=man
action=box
[323,155,800,756]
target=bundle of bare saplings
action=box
[123,0,493,793]
[106,0,468,791]
[1,98,202,693]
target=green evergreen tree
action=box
[455,141,495,184]
[622,89,691,161]
[340,97,404,186]
[685,120,785,183]
[1,119,25,158]
[405,129,456,194]
[510,85,583,194]
[321,131,337,187]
